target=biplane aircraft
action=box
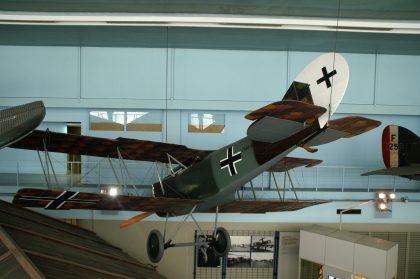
[9,53,380,263]
[362,125,420,180]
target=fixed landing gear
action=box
[146,205,230,264]
[146,226,231,264]
[147,230,165,263]
[211,227,231,257]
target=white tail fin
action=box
[293,53,349,128]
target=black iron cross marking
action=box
[20,190,99,209]
[220,146,242,176]
[316,66,337,88]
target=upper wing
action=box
[13,188,202,212]
[10,130,212,163]
[270,157,322,172]
[206,200,326,213]
[306,116,381,146]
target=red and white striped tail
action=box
[382,125,399,169]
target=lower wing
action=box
[206,200,327,213]
[13,188,202,212]
[13,188,325,214]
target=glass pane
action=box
[126,111,162,131]
[89,111,124,131]
[188,112,225,133]
[300,259,322,279]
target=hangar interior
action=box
[0,1,420,278]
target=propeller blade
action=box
[120,212,154,229]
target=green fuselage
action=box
[154,124,319,216]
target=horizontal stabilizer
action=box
[362,165,420,176]
[270,157,322,172]
[13,188,203,212]
[245,100,326,124]
[206,200,326,213]
[306,116,381,146]
[10,130,212,163]
[247,117,304,143]
[246,100,326,143]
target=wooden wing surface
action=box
[306,116,381,146]
[13,188,202,212]
[10,130,212,163]
[328,116,381,138]
[245,100,326,124]
[207,200,326,213]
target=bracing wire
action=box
[329,0,342,122]
[165,26,169,144]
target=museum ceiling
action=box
[0,0,419,54]
[0,0,419,20]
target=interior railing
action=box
[0,160,418,194]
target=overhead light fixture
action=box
[378,202,388,211]
[378,192,386,199]
[376,191,396,212]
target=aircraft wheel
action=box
[147,229,164,263]
[213,227,231,257]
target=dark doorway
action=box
[66,123,81,176]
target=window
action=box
[188,112,225,133]
[90,110,162,132]
[90,111,124,131]
[126,111,162,131]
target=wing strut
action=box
[36,138,60,189]
[166,153,188,176]
[270,172,283,201]
[108,156,125,193]
[116,147,139,195]
[154,162,165,196]
[249,180,257,200]
[286,171,298,200]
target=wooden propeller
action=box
[120,212,154,229]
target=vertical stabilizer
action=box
[282,82,314,104]
[293,53,349,128]
[382,125,420,168]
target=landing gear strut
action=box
[146,205,230,263]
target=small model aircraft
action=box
[0,101,45,149]
[362,125,420,180]
[10,53,380,263]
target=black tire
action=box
[147,229,164,263]
[213,227,231,257]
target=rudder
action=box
[382,125,420,168]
